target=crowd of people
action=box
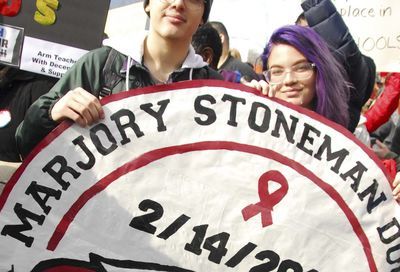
[1,0,399,200]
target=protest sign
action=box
[0,23,24,66]
[0,81,399,271]
[333,0,400,72]
[0,0,110,77]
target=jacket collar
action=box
[103,32,208,73]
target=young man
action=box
[16,0,221,158]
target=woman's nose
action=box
[282,71,297,84]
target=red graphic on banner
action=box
[242,170,289,227]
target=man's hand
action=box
[50,87,105,127]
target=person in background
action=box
[360,73,400,180]
[209,21,259,82]
[191,22,222,70]
[0,65,57,193]
[347,72,400,200]
[294,12,307,26]
[367,73,400,146]
[16,0,222,159]
[354,73,400,146]
[229,48,241,61]
[191,22,242,83]
[370,113,400,177]
[299,0,376,133]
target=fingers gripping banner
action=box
[0,81,399,271]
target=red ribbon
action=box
[242,170,289,228]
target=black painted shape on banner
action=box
[31,252,194,272]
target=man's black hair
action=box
[192,23,222,69]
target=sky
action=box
[109,0,142,9]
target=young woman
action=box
[245,24,400,200]
[247,25,350,128]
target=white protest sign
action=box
[19,37,88,78]
[0,81,399,271]
[333,0,400,72]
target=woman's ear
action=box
[144,4,150,13]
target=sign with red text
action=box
[0,81,399,271]
[0,0,110,77]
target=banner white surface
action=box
[0,81,399,271]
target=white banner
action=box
[0,81,399,271]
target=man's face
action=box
[146,0,204,41]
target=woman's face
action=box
[267,44,316,110]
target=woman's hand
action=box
[241,78,275,97]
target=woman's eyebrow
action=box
[268,59,309,68]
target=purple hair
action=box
[261,25,350,128]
